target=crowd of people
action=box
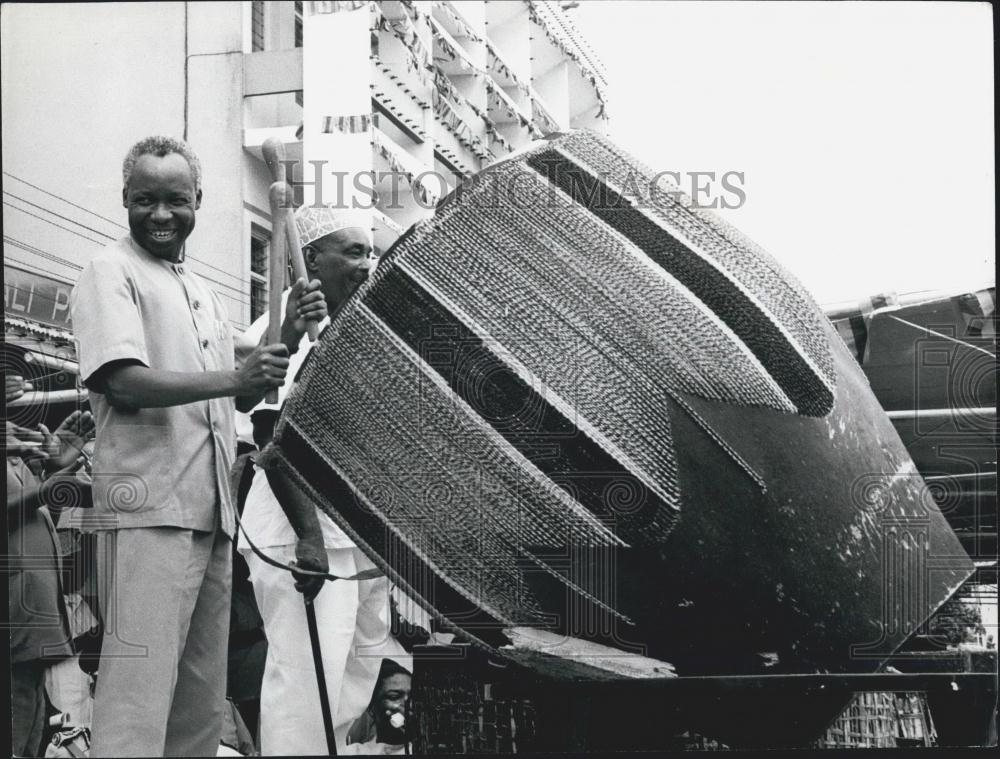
[6,136,418,757]
[7,393,96,757]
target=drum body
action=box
[269,131,972,680]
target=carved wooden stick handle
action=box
[263,138,319,341]
[265,181,288,405]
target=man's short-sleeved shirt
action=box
[69,236,236,537]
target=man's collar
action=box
[128,235,186,264]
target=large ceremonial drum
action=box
[267,131,972,686]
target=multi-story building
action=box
[2,0,608,417]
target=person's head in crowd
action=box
[122,136,203,263]
[295,205,373,314]
[347,657,412,746]
[373,657,411,743]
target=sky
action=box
[570,1,994,305]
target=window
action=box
[251,0,265,52]
[294,1,303,48]
[295,1,304,106]
[250,226,269,321]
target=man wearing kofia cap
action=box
[236,205,412,755]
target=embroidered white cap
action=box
[294,205,372,248]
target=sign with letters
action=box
[4,265,73,328]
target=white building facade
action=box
[2,0,608,415]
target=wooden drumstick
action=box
[262,138,319,341]
[265,181,287,405]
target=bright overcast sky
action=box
[571,1,994,305]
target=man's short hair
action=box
[122,136,202,192]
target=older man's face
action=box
[123,153,201,262]
[305,227,373,312]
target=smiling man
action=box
[69,136,327,757]
[124,148,199,258]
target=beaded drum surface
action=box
[267,131,972,678]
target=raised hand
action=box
[40,410,96,473]
[5,375,33,403]
[4,421,46,460]
[39,454,92,513]
[285,277,327,337]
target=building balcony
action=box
[242,47,303,160]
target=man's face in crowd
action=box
[304,227,373,313]
[374,672,411,740]
[123,152,201,262]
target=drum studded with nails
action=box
[266,130,972,682]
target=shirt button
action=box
[201,339,209,349]
[177,265,185,275]
[192,300,201,310]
